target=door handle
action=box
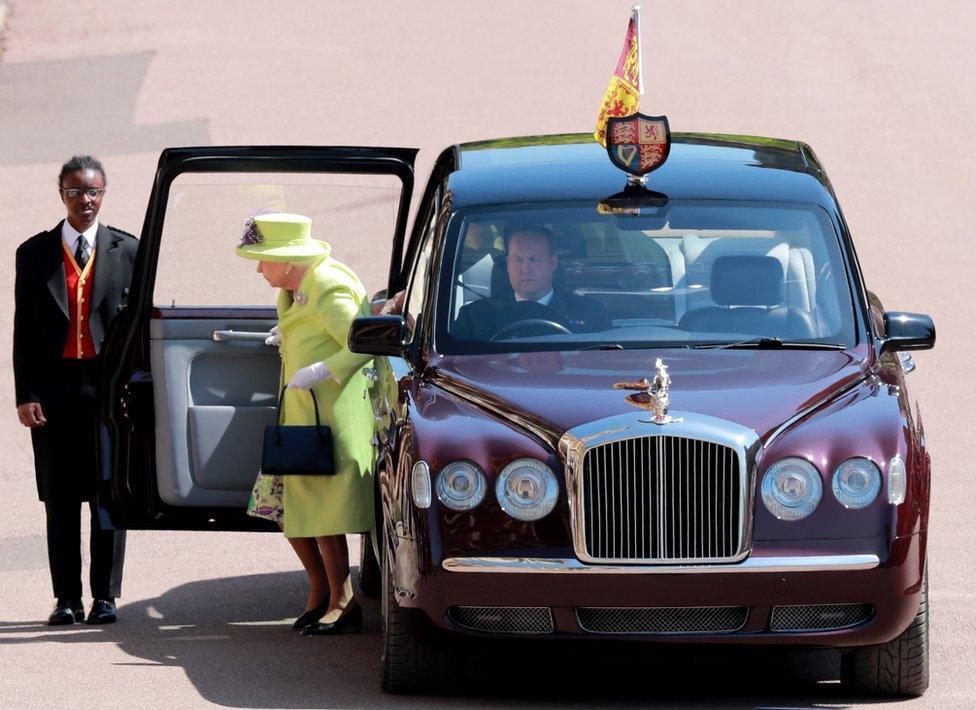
[212,329,272,343]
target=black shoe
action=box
[48,599,84,626]
[292,595,331,630]
[301,602,363,636]
[86,599,118,625]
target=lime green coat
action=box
[277,254,375,538]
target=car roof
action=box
[448,132,838,210]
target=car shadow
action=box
[0,570,905,708]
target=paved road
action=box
[0,1,972,707]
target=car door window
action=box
[154,172,401,308]
[150,172,401,508]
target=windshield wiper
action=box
[692,337,846,350]
[580,343,624,351]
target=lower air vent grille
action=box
[577,606,748,634]
[770,603,874,632]
[449,606,554,634]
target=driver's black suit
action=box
[453,288,611,341]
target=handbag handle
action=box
[275,387,326,446]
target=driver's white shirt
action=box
[515,289,554,305]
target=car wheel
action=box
[841,567,929,697]
[358,533,381,599]
[380,546,464,694]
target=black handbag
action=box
[261,388,336,476]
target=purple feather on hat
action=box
[239,210,268,247]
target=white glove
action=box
[287,361,333,389]
[265,325,281,347]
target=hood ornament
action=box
[613,358,681,425]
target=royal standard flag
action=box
[594,9,642,147]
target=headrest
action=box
[711,255,783,307]
[490,254,514,300]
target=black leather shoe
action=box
[301,602,363,636]
[48,600,84,626]
[293,595,331,630]
[86,599,118,625]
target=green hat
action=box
[235,213,331,262]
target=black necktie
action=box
[74,237,88,268]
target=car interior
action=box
[451,211,848,344]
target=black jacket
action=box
[13,221,138,408]
[453,288,611,341]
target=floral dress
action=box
[247,471,284,525]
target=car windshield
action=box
[435,200,859,354]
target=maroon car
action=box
[101,135,933,697]
[347,134,934,696]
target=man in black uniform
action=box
[454,225,610,341]
[13,156,138,625]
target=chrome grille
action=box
[577,606,748,634]
[449,606,554,634]
[580,436,742,562]
[770,604,874,632]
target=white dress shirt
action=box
[62,220,98,263]
[515,288,554,305]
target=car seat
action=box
[679,255,815,338]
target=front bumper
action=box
[396,532,925,647]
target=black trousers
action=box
[44,497,125,600]
[34,358,125,601]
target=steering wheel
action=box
[489,318,572,342]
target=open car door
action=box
[97,146,416,529]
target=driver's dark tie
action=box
[74,236,88,268]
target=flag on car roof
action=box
[594,6,644,147]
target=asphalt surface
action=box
[0,1,972,708]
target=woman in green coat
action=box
[236,212,375,635]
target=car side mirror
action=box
[880,311,935,353]
[349,315,406,356]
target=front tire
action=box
[841,568,929,697]
[380,547,464,694]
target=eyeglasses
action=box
[60,187,104,199]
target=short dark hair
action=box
[504,224,554,255]
[59,155,106,186]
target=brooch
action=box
[293,290,309,307]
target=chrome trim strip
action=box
[430,371,562,450]
[559,411,761,565]
[442,554,880,575]
[764,372,871,445]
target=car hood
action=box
[430,348,872,442]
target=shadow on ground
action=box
[0,570,903,708]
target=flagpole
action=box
[633,4,644,96]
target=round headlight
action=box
[761,457,823,521]
[832,457,881,509]
[496,458,559,521]
[435,461,486,511]
[411,461,431,509]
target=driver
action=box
[453,225,610,341]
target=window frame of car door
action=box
[397,147,458,368]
